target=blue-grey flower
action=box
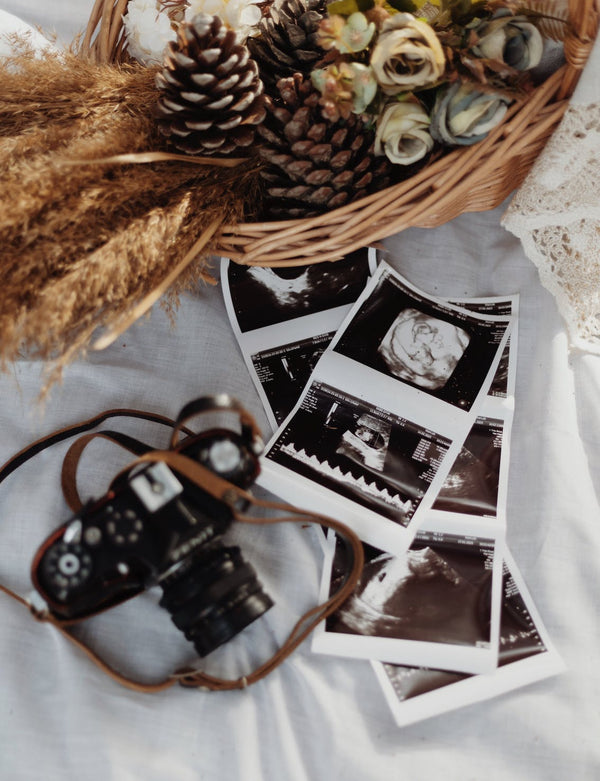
[472,11,544,71]
[430,81,512,146]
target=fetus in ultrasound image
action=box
[327,541,490,646]
[377,308,471,391]
[336,413,391,472]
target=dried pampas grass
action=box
[0,45,261,370]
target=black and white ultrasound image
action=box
[334,272,508,411]
[326,533,495,647]
[433,417,503,517]
[488,339,510,398]
[227,248,371,332]
[252,333,333,425]
[267,382,450,525]
[449,299,513,398]
[381,561,547,702]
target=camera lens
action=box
[159,545,273,657]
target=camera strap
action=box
[0,404,364,694]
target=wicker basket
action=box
[82,0,598,266]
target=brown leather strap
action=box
[61,431,153,512]
[0,408,185,486]
[0,405,364,694]
[0,581,29,609]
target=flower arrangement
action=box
[117,0,556,219]
[309,2,544,163]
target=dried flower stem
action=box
[0,46,261,370]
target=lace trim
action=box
[503,102,600,354]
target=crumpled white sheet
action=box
[503,31,600,354]
[0,9,55,55]
[1,4,600,781]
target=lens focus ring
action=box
[159,545,273,657]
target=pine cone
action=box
[247,0,327,93]
[155,14,266,156]
[257,74,393,219]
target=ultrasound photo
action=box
[377,308,471,391]
[227,247,371,332]
[336,413,392,472]
[433,417,503,517]
[326,534,494,648]
[334,267,510,411]
[267,382,450,525]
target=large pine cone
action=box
[155,14,266,156]
[247,0,327,93]
[257,74,393,219]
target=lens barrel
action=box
[159,545,273,657]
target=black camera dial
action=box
[207,438,242,475]
[192,434,252,484]
[105,506,144,546]
[40,540,93,602]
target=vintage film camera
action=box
[31,396,274,658]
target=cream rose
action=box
[370,13,445,95]
[374,100,433,165]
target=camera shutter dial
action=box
[40,541,93,601]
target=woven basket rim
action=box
[81,0,599,265]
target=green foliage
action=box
[326,0,375,17]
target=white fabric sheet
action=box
[0,3,599,779]
[503,31,600,353]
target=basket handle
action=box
[81,0,129,63]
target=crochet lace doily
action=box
[503,101,600,354]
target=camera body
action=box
[31,410,274,657]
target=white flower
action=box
[122,0,176,65]
[184,0,262,42]
[374,100,433,165]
